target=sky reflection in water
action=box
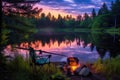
[3,39,101,63]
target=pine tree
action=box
[77,14,82,21]
[110,0,120,27]
[98,2,109,15]
[111,0,120,15]
[47,12,52,20]
[98,9,102,15]
[84,13,89,20]
[91,8,96,18]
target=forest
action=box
[1,0,120,50]
[1,0,120,80]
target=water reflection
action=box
[3,32,120,63]
[92,33,120,58]
[3,38,100,63]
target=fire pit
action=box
[65,57,81,76]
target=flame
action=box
[71,64,80,72]
[71,66,78,71]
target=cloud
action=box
[64,0,74,3]
[91,0,102,4]
[38,0,115,16]
[70,3,77,7]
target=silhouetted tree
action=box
[38,13,47,27]
[57,14,64,28]
[77,14,82,21]
[84,13,89,20]
[110,0,120,27]
[80,13,92,28]
[91,8,96,18]
[47,12,52,20]
[58,14,62,20]
[2,0,42,17]
[98,3,109,15]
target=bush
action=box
[93,56,120,76]
[1,54,65,80]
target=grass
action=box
[93,56,120,79]
[0,54,70,80]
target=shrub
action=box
[93,56,120,76]
[2,54,65,80]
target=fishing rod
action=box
[14,47,67,57]
[14,47,30,50]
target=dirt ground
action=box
[69,73,106,80]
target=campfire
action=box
[64,57,81,75]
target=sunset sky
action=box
[35,0,115,18]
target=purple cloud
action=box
[39,0,115,15]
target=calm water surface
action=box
[3,32,119,63]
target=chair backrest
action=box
[35,56,50,65]
[29,47,51,65]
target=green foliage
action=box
[93,56,120,76]
[1,29,10,45]
[92,8,96,18]
[0,22,11,50]
[1,14,37,49]
[91,14,113,31]
[80,18,92,28]
[37,13,81,29]
[9,55,31,71]
[91,16,102,29]
[91,0,120,30]
[111,0,120,15]
[93,58,103,73]
[51,73,67,80]
[2,55,65,80]
[80,13,92,28]
[3,14,37,33]
[98,3,109,15]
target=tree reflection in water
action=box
[3,32,120,63]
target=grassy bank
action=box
[93,56,120,80]
[0,54,70,80]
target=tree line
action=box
[36,11,92,28]
[91,0,120,30]
[36,0,120,29]
[1,0,120,51]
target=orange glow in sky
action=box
[34,4,77,18]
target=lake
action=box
[2,32,120,63]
